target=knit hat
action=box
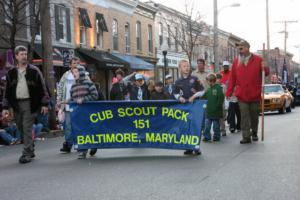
[76,65,86,81]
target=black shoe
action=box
[202,138,211,142]
[252,135,259,141]
[184,150,193,155]
[213,137,220,142]
[194,150,202,155]
[60,142,71,153]
[89,149,97,156]
[230,128,235,133]
[30,153,35,158]
[19,155,31,164]
[240,139,251,144]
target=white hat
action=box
[135,74,143,80]
[222,61,230,66]
[165,74,172,79]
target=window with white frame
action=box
[112,19,118,50]
[148,25,153,53]
[136,21,142,51]
[175,27,178,51]
[125,23,130,53]
[79,15,86,45]
[167,25,171,48]
[159,23,163,46]
[55,5,71,43]
[96,17,103,48]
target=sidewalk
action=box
[38,129,64,139]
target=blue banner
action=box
[70,100,207,151]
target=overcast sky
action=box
[142,0,300,62]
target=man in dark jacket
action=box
[2,45,49,164]
[110,69,128,100]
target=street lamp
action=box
[213,1,240,72]
[162,50,168,86]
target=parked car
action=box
[261,84,294,114]
[295,87,300,105]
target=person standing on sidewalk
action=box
[2,45,49,163]
[226,40,269,144]
[175,60,204,155]
[70,66,98,159]
[56,57,80,153]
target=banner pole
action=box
[261,43,266,141]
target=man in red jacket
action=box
[226,40,269,144]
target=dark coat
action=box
[110,82,128,100]
[128,83,150,100]
[150,91,169,100]
[3,64,49,113]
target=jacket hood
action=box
[77,65,86,82]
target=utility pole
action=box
[275,20,298,56]
[40,0,56,129]
[266,0,270,67]
[213,0,219,72]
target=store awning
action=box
[32,44,74,67]
[76,48,128,68]
[112,53,154,70]
[79,8,92,28]
[96,13,108,32]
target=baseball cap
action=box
[165,74,172,79]
[135,74,143,80]
[222,61,230,66]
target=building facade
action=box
[72,0,157,98]
[146,1,191,82]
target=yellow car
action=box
[261,84,294,114]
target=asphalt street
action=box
[0,108,300,200]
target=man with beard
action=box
[226,40,269,144]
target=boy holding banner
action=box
[70,66,98,159]
[202,74,225,142]
[174,60,204,155]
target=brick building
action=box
[72,0,157,98]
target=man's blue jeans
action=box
[0,130,15,144]
[32,123,44,138]
[203,118,221,140]
[5,124,22,141]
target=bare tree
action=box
[28,0,41,61]
[160,2,207,65]
[0,0,41,61]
